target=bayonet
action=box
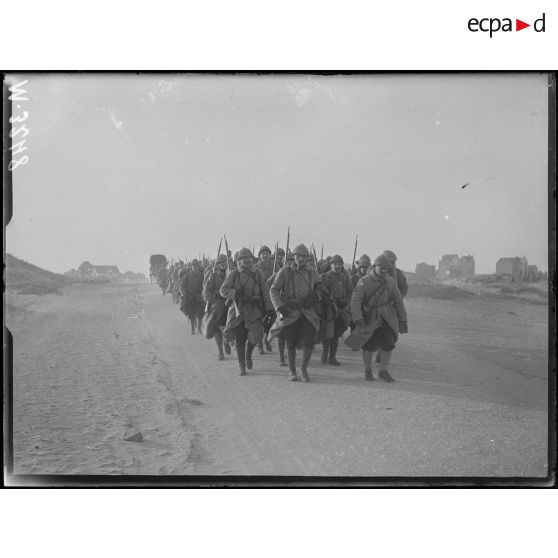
[351,234,359,270]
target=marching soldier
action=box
[171,262,183,304]
[344,254,408,382]
[202,254,231,360]
[231,251,239,270]
[266,251,294,367]
[318,255,332,274]
[166,264,175,296]
[374,250,409,366]
[274,247,285,270]
[269,244,323,382]
[179,259,205,335]
[256,245,274,354]
[220,248,274,376]
[350,254,371,288]
[383,250,408,298]
[257,246,274,280]
[157,266,169,295]
[320,254,353,365]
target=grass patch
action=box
[407,283,475,300]
[16,283,64,295]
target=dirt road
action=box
[6,282,549,478]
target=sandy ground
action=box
[6,283,549,479]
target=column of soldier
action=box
[156,241,408,384]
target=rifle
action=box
[320,243,324,261]
[223,234,231,272]
[273,241,279,273]
[223,233,240,316]
[206,237,223,313]
[285,226,290,265]
[212,237,223,274]
[322,290,339,319]
[311,243,319,271]
[351,234,359,270]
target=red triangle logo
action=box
[516,19,530,31]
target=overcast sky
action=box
[6,73,549,274]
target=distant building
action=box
[78,261,94,275]
[91,265,120,278]
[437,254,476,279]
[438,254,460,279]
[77,261,121,279]
[496,256,528,280]
[415,263,436,280]
[460,255,475,277]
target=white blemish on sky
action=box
[288,82,311,107]
[109,110,123,131]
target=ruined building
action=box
[437,254,476,279]
[460,255,476,277]
[415,263,437,280]
[496,256,528,280]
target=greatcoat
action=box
[256,259,275,282]
[320,269,353,340]
[268,265,323,340]
[220,265,273,345]
[391,267,408,298]
[202,267,228,339]
[344,271,407,350]
[180,267,204,318]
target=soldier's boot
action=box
[287,348,298,381]
[197,316,203,335]
[265,339,273,353]
[363,350,374,381]
[257,341,265,355]
[237,342,247,376]
[189,318,196,335]
[224,341,231,355]
[279,338,287,367]
[301,346,313,383]
[246,342,255,370]
[378,350,395,382]
[215,332,225,361]
[321,340,330,365]
[328,338,341,366]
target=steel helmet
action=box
[358,254,371,267]
[276,247,285,256]
[330,254,344,264]
[238,247,253,259]
[216,253,228,263]
[258,245,272,256]
[373,254,391,267]
[292,243,310,257]
[191,258,201,267]
[383,250,397,261]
